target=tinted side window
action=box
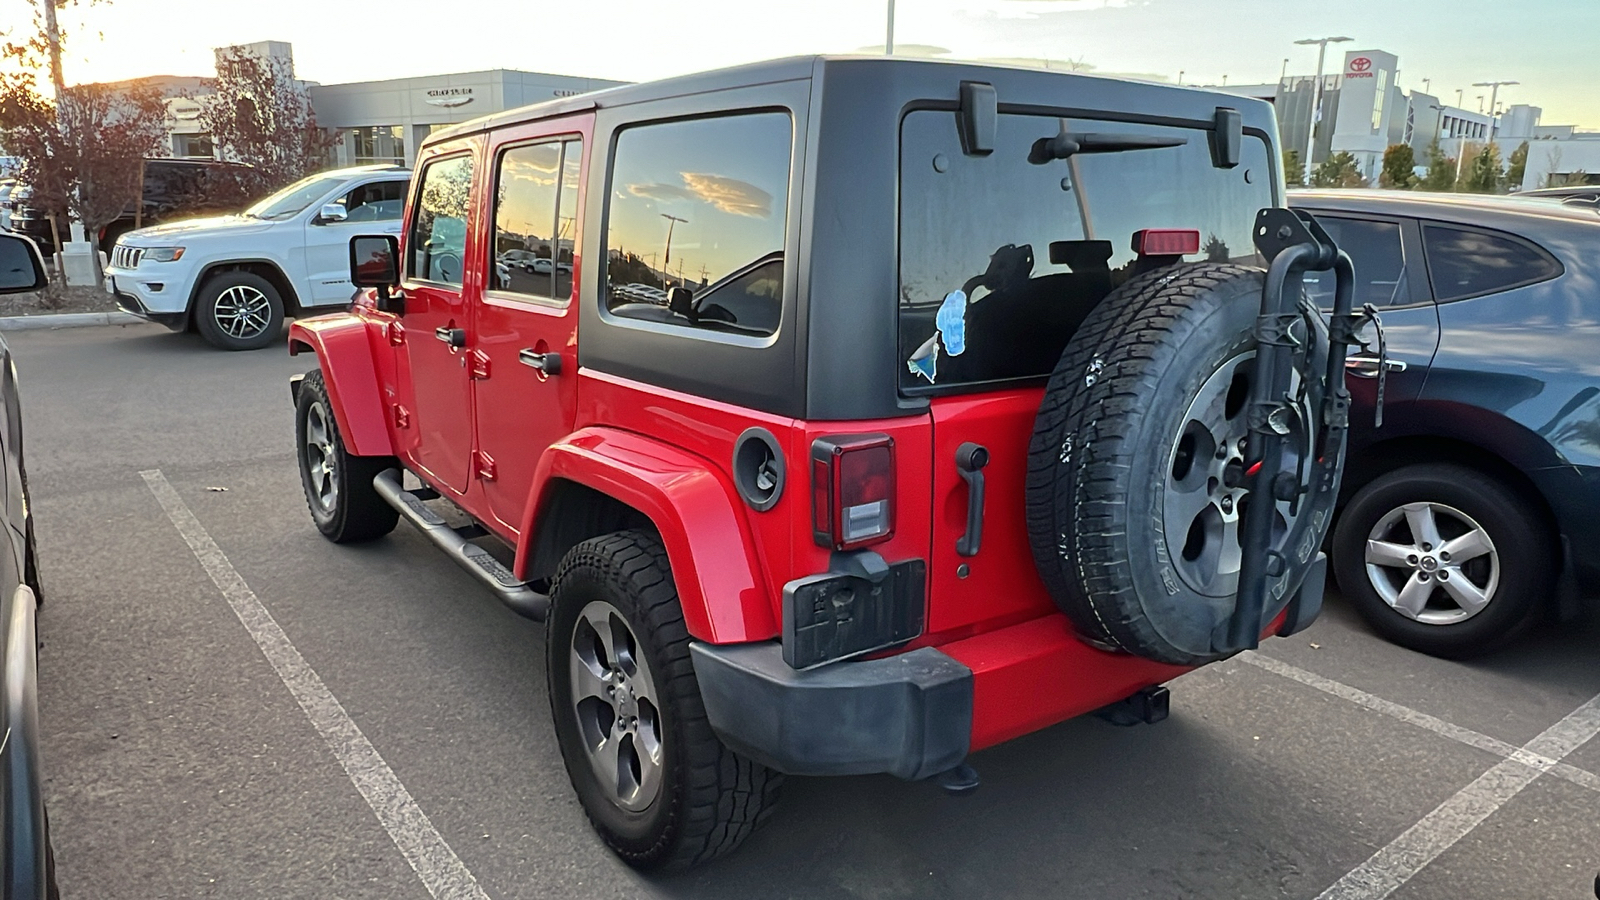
[1303,217,1408,308]
[1423,224,1561,302]
[408,155,474,286]
[490,139,582,302]
[603,113,791,338]
[341,180,407,223]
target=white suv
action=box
[105,164,411,350]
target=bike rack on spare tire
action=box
[1215,208,1360,655]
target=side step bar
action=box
[373,469,550,621]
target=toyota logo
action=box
[1350,57,1372,72]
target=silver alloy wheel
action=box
[213,284,273,340]
[569,599,664,813]
[1364,502,1499,625]
[303,401,338,514]
[1163,351,1307,597]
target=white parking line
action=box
[1235,652,1600,900]
[1239,652,1600,795]
[141,470,492,900]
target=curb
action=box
[0,311,142,332]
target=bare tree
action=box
[199,46,338,200]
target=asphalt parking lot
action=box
[14,320,1600,900]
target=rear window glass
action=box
[1303,217,1409,308]
[898,110,1272,391]
[1422,224,1561,302]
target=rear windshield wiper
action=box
[1030,121,1186,164]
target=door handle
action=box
[1345,355,1407,378]
[518,348,563,375]
[955,442,989,558]
[435,327,466,348]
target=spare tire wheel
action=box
[1026,263,1327,666]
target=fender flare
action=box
[287,315,395,458]
[519,427,778,644]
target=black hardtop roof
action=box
[1290,189,1600,231]
[424,54,1276,149]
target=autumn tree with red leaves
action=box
[1,0,167,273]
[199,46,338,201]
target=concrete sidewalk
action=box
[0,311,140,331]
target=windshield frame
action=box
[244,173,349,220]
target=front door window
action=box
[410,155,474,286]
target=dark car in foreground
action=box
[1289,190,1600,657]
[0,232,57,898]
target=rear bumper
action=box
[690,642,972,781]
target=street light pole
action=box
[660,214,688,273]
[1294,36,1353,185]
[886,0,895,54]
[1472,80,1518,143]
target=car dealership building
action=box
[155,42,625,168]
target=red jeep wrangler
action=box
[288,57,1359,870]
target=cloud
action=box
[626,174,775,218]
[505,170,556,187]
[627,182,696,203]
[680,172,774,218]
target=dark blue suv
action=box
[1289,191,1600,657]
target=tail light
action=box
[811,434,894,550]
[1132,228,1201,257]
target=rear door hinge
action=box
[468,349,491,380]
[473,450,497,481]
[391,403,411,429]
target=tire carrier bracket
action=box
[1215,209,1355,654]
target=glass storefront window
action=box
[351,125,406,165]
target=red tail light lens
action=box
[811,434,895,550]
[1132,228,1201,257]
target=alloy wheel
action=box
[214,285,273,340]
[569,600,665,812]
[303,401,338,514]
[1163,351,1307,597]
[1364,502,1499,625]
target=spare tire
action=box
[1026,263,1326,666]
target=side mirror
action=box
[349,234,404,314]
[0,233,48,294]
[318,203,349,224]
[666,285,696,321]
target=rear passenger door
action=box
[472,123,588,535]
[302,178,408,306]
[1298,212,1439,426]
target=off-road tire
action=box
[194,271,285,351]
[1026,263,1325,665]
[295,369,399,543]
[1332,463,1549,658]
[547,530,782,870]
